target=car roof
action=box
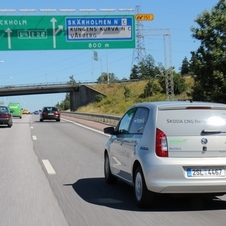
[130,101,226,110]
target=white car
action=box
[103,101,226,208]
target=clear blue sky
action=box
[0,0,218,112]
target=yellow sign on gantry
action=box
[135,14,154,21]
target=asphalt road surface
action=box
[1,114,226,226]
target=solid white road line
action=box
[42,159,56,175]
[62,118,109,136]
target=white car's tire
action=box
[134,166,154,208]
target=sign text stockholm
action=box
[0,15,135,50]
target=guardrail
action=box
[61,111,121,127]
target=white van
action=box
[104,101,226,208]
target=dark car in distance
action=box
[0,106,13,127]
[40,106,60,122]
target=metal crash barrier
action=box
[61,111,121,127]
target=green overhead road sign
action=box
[0,15,135,51]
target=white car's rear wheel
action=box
[134,166,154,208]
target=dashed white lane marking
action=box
[42,159,56,175]
[32,135,37,140]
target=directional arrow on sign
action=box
[5,28,12,49]
[51,18,63,49]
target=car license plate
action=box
[48,113,54,115]
[187,168,225,177]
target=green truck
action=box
[8,103,22,118]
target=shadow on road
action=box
[64,177,226,212]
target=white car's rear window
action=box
[157,109,226,136]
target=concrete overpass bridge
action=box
[0,82,104,111]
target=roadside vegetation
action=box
[78,77,194,116]
[57,0,226,115]
[57,76,194,116]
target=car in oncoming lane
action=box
[40,106,60,122]
[0,106,13,127]
[103,101,226,208]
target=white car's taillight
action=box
[156,128,168,157]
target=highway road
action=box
[1,114,226,226]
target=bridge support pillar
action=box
[69,85,106,112]
[70,91,76,111]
